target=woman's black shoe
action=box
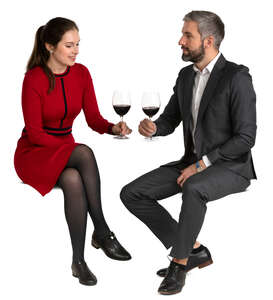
[72,260,97,286]
[91,231,132,261]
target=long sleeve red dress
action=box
[14,63,114,196]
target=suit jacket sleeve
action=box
[206,68,257,163]
[82,67,114,134]
[154,75,182,136]
[22,74,67,147]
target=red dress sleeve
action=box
[82,67,114,134]
[22,73,65,147]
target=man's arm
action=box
[153,84,182,136]
[207,68,257,163]
[138,72,183,137]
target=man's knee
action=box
[120,182,142,208]
[182,176,208,203]
[120,184,132,204]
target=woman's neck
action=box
[47,57,67,74]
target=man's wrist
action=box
[196,160,206,172]
[199,159,206,170]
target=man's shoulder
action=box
[223,59,250,76]
[174,64,194,82]
[178,64,194,76]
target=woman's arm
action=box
[82,67,114,134]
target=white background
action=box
[0,0,272,299]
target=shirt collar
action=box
[193,52,221,75]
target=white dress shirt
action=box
[191,52,221,167]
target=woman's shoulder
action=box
[24,66,47,84]
[73,63,92,76]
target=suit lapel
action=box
[195,54,226,136]
[181,67,195,133]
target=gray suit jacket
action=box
[154,54,257,180]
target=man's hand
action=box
[112,121,132,136]
[177,160,207,187]
[138,119,157,137]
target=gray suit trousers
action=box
[120,164,250,259]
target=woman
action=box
[14,17,132,286]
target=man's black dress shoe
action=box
[72,260,97,286]
[91,231,131,261]
[158,261,186,295]
[157,244,213,277]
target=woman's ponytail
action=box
[26,25,55,93]
[26,17,78,93]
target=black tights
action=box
[57,144,110,262]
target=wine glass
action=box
[141,92,160,140]
[112,90,131,139]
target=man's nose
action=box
[178,36,186,46]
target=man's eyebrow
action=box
[183,31,193,36]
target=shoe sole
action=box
[158,289,182,295]
[72,273,97,286]
[157,259,213,277]
[91,240,131,261]
[158,285,184,295]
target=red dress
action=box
[14,63,114,196]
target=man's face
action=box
[178,21,205,63]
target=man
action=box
[120,10,256,295]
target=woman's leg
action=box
[65,144,110,237]
[60,144,131,261]
[57,167,87,262]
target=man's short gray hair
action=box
[183,11,225,49]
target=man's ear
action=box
[204,35,214,49]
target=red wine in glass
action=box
[142,106,160,118]
[141,92,160,140]
[113,104,131,117]
[112,91,131,139]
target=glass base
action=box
[144,136,157,141]
[114,134,129,139]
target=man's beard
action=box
[182,43,205,63]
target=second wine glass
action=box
[141,92,161,140]
[112,90,131,139]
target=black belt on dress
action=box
[22,126,72,136]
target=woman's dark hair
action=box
[27,17,79,93]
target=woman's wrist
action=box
[108,124,115,135]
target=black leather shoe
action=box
[91,231,131,261]
[72,260,97,286]
[157,245,213,277]
[158,261,186,295]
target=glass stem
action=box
[120,116,123,136]
[149,117,153,140]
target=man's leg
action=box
[169,165,250,259]
[120,166,181,249]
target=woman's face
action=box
[46,29,80,68]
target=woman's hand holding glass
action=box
[112,122,132,136]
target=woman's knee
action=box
[76,144,94,157]
[58,168,82,189]
[68,144,96,169]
